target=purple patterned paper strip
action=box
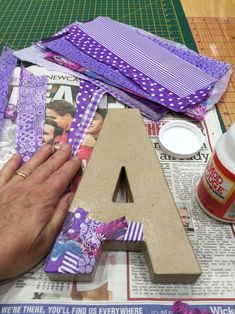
[45,208,103,275]
[42,47,167,121]
[67,19,216,94]
[42,45,168,120]
[26,18,230,120]
[16,67,47,163]
[0,47,17,134]
[78,16,215,86]
[45,35,209,115]
[96,217,128,241]
[95,80,168,121]
[69,87,106,157]
[104,18,230,80]
[46,37,152,101]
[44,207,144,276]
[77,16,215,93]
[14,44,168,121]
[134,26,230,80]
[65,25,213,112]
[68,79,96,149]
[124,222,144,242]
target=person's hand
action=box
[0,143,81,280]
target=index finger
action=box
[42,155,81,200]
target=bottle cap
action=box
[159,120,204,158]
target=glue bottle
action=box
[197,122,235,222]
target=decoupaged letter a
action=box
[70,109,201,283]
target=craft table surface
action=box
[181,0,235,130]
[0,0,234,129]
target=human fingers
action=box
[0,153,22,187]
[42,155,81,201]
[46,192,75,239]
[23,143,73,185]
[10,145,53,184]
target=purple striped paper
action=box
[46,37,152,101]
[58,251,80,274]
[134,27,230,80]
[124,222,144,241]
[67,17,215,96]
[66,24,214,112]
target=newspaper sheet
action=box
[0,68,235,313]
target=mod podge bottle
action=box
[197,122,235,222]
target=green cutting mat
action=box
[0,0,197,52]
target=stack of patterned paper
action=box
[0,17,232,164]
[15,16,232,121]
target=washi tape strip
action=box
[15,67,47,163]
[0,47,17,134]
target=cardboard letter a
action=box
[70,109,201,283]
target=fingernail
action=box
[60,143,71,151]
[40,144,52,152]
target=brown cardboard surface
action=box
[70,109,201,284]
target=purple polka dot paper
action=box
[0,47,17,135]
[68,17,216,94]
[64,19,217,112]
[46,36,211,114]
[31,17,231,121]
[44,35,209,118]
[46,38,152,102]
[15,67,47,163]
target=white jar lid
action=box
[159,120,204,158]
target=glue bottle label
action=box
[197,152,235,222]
